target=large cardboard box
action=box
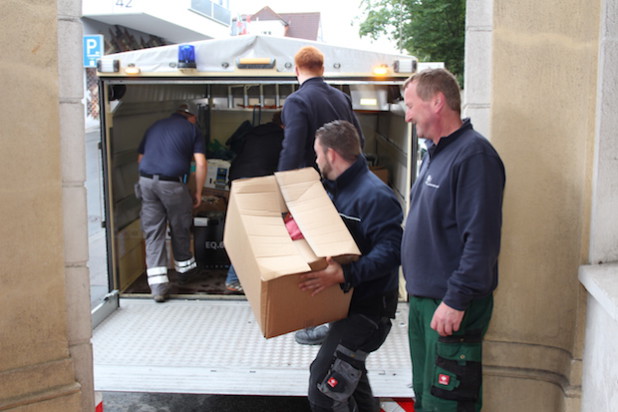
[193,187,229,215]
[224,168,361,338]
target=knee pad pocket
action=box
[317,357,362,402]
[430,334,482,402]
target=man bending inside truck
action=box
[136,104,207,302]
[298,120,402,412]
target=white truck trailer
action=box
[92,35,418,400]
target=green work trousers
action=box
[408,295,493,412]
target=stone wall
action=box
[465,0,604,410]
[0,0,92,410]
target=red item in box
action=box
[284,213,304,240]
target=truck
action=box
[92,34,419,400]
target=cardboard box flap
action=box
[230,176,288,213]
[226,175,312,281]
[275,168,361,259]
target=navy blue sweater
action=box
[323,157,403,308]
[401,119,505,310]
[278,77,364,171]
[138,113,205,177]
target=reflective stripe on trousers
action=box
[175,257,197,273]
[147,266,169,285]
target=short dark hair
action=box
[404,68,461,114]
[315,120,361,163]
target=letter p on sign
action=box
[83,35,104,68]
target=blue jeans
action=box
[225,265,238,284]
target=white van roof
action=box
[98,34,416,76]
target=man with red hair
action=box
[279,45,366,346]
[278,45,364,172]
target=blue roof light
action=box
[178,45,196,69]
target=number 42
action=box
[116,0,133,7]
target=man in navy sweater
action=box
[298,120,402,412]
[279,45,365,345]
[278,45,364,171]
[402,69,505,411]
[137,104,207,302]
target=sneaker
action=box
[295,325,329,345]
[225,281,244,294]
[151,282,169,303]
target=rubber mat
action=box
[122,268,233,296]
[93,299,413,398]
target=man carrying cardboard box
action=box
[298,120,403,412]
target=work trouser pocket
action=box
[134,182,142,201]
[317,357,362,402]
[430,332,482,402]
[341,313,392,353]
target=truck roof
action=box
[97,34,417,78]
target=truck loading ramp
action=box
[92,299,413,398]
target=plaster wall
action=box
[0,0,92,410]
[579,264,618,411]
[580,295,618,410]
[247,20,287,37]
[463,0,493,136]
[579,0,618,409]
[466,0,600,410]
[589,0,618,265]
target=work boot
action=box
[151,282,169,303]
[295,324,329,345]
[177,267,200,285]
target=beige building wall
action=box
[0,0,93,411]
[465,0,613,410]
[578,0,618,409]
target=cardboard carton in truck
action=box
[224,167,361,338]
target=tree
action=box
[359,0,466,84]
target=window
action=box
[190,0,231,26]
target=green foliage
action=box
[359,0,466,83]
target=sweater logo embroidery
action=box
[424,175,440,189]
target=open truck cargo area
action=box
[93,34,419,397]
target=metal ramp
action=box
[93,299,413,397]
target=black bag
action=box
[225,120,254,154]
[194,211,230,270]
[228,122,283,181]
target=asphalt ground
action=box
[101,392,313,412]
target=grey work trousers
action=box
[308,313,393,412]
[137,176,194,283]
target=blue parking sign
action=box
[83,35,104,68]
